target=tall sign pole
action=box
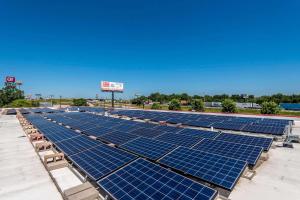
[112,91,115,108]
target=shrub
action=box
[168,99,181,110]
[261,101,280,114]
[191,99,205,112]
[73,98,87,106]
[151,103,161,110]
[6,99,39,107]
[222,99,237,113]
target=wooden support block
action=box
[46,160,69,171]
[35,141,52,152]
[44,153,65,165]
[25,128,38,134]
[64,182,99,200]
[64,182,93,197]
[29,133,44,142]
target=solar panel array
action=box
[111,109,292,135]
[24,113,221,199]
[98,158,218,200]
[23,111,277,197]
[159,147,247,190]
[193,139,263,166]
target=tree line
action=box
[132,92,300,105]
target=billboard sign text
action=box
[101,81,124,92]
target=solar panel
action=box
[130,128,164,138]
[120,137,177,160]
[242,124,285,135]
[186,120,215,128]
[112,124,139,132]
[55,135,102,156]
[211,122,246,131]
[159,147,247,190]
[152,125,183,133]
[193,139,263,166]
[99,131,140,145]
[69,144,137,180]
[83,126,114,137]
[97,158,217,200]
[41,127,80,143]
[177,128,219,139]
[155,132,202,147]
[215,133,273,151]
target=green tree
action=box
[151,103,161,110]
[0,86,24,107]
[168,99,181,110]
[261,101,280,114]
[132,96,147,106]
[191,99,205,112]
[73,98,87,106]
[222,99,237,113]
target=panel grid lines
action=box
[159,147,247,190]
[193,139,263,166]
[120,137,177,160]
[98,158,217,200]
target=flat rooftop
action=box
[0,112,300,200]
[0,115,62,200]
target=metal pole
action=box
[112,91,115,108]
[59,96,62,109]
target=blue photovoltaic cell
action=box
[37,125,80,143]
[98,158,217,200]
[130,128,164,138]
[99,131,140,145]
[69,144,137,180]
[152,125,183,133]
[215,133,273,151]
[83,126,114,137]
[159,147,247,190]
[120,137,177,160]
[242,124,285,136]
[155,132,202,147]
[55,135,102,156]
[193,139,263,166]
[177,128,219,139]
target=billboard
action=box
[6,76,16,83]
[101,81,124,92]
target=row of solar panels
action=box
[19,108,63,114]
[6,109,17,115]
[110,109,292,135]
[39,112,273,190]
[44,112,272,152]
[63,106,105,113]
[24,114,218,199]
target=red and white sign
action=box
[101,81,124,92]
[6,76,16,83]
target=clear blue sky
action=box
[0,0,299,99]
